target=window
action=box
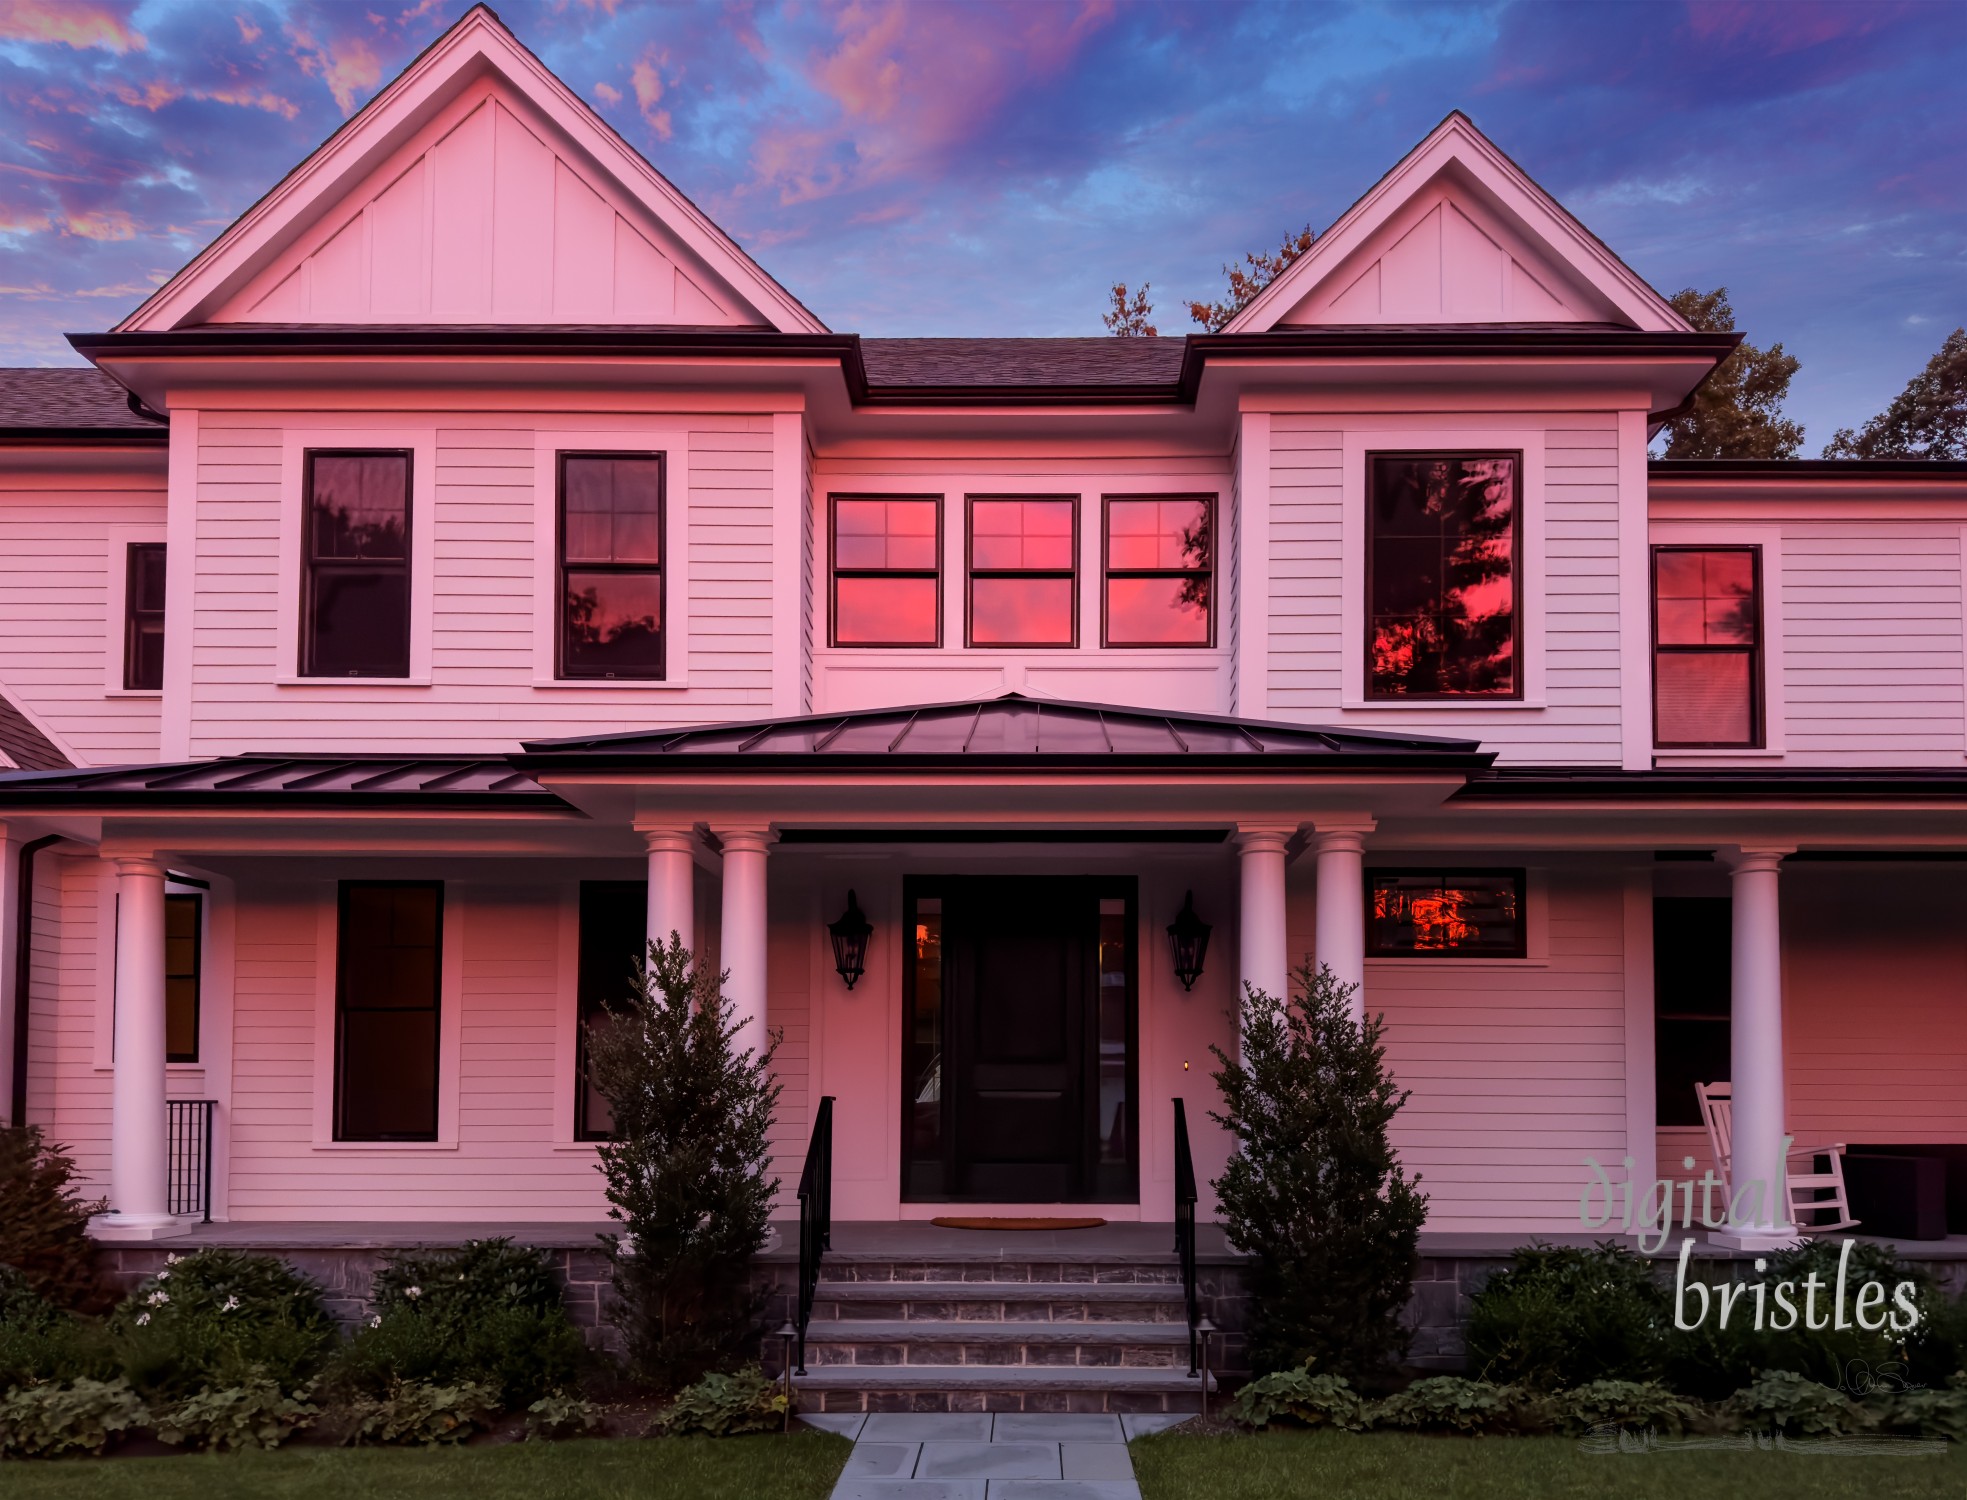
[576,881,647,1140]
[334,882,442,1141]
[558,453,664,679]
[124,542,166,691]
[1368,870,1525,957]
[302,451,412,678]
[1653,546,1761,747]
[165,893,200,1063]
[967,497,1076,647]
[1654,897,1730,1127]
[831,496,940,646]
[1367,453,1520,698]
[1103,496,1213,646]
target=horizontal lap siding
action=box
[26,855,109,1189]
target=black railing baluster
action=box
[794,1095,835,1375]
[165,1100,216,1221]
[1173,1098,1200,1377]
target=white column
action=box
[96,855,182,1239]
[715,826,773,1052]
[1717,847,1796,1247]
[641,829,696,960]
[1311,824,1371,1019]
[1235,827,1291,1027]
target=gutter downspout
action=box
[8,835,60,1126]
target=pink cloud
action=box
[194,85,303,120]
[63,209,138,242]
[0,0,145,54]
[631,51,673,140]
[103,79,184,112]
[235,14,262,44]
[288,24,384,116]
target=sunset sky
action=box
[0,0,1961,447]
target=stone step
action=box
[812,1280,1188,1323]
[793,1363,1214,1415]
[813,1260,1181,1287]
[805,1319,1190,1369]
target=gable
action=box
[1227,114,1688,334]
[120,6,823,334]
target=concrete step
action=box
[805,1319,1191,1370]
[793,1362,1214,1414]
[813,1260,1182,1287]
[811,1280,1188,1323]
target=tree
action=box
[1654,287,1803,458]
[1209,962,1427,1382]
[1824,327,1967,459]
[586,936,781,1387]
[1102,281,1158,337]
[0,1124,109,1313]
[1188,224,1316,333]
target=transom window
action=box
[1366,453,1520,698]
[1652,546,1761,748]
[1368,870,1525,958]
[1103,496,1213,647]
[558,453,664,680]
[302,451,412,678]
[831,496,940,646]
[123,541,166,691]
[967,497,1076,647]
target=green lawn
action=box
[0,1431,851,1500]
[1130,1429,1967,1500]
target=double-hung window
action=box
[164,892,201,1063]
[334,881,443,1142]
[302,451,412,677]
[1652,546,1761,747]
[967,497,1076,647]
[558,453,665,679]
[1103,496,1213,647]
[1366,453,1520,698]
[831,496,940,646]
[123,542,166,691]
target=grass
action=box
[1130,1428,1967,1500]
[0,1431,852,1500]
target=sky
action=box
[0,0,1961,448]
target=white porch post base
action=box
[88,1213,196,1242]
[1708,1227,1805,1252]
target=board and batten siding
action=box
[186,412,788,757]
[1263,414,1625,764]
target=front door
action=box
[902,876,1136,1203]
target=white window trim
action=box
[1362,866,1551,969]
[276,428,437,687]
[549,882,597,1149]
[311,880,463,1151]
[531,428,692,689]
[1339,430,1548,709]
[102,525,168,697]
[1647,523,1786,759]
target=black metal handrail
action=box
[1173,1096,1200,1376]
[167,1099,216,1221]
[793,1094,835,1375]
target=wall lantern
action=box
[1167,890,1212,992]
[828,890,873,990]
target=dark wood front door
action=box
[902,876,1136,1203]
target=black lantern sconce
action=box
[1167,890,1212,992]
[828,890,873,990]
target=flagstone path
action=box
[802,1411,1189,1499]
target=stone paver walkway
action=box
[802,1411,1188,1499]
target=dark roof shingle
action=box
[0,367,161,433]
[0,693,72,771]
[859,337,1187,389]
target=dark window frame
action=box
[123,541,167,691]
[1100,494,1216,649]
[300,448,414,679]
[556,450,666,681]
[164,891,201,1064]
[1364,451,1524,701]
[1650,544,1764,750]
[332,879,443,1143]
[1365,867,1528,959]
[828,493,943,648]
[965,494,1079,649]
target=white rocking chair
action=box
[1695,1082,1859,1235]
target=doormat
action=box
[930,1217,1108,1231]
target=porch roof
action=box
[0,755,567,811]
[515,692,1493,772]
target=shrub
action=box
[0,1377,147,1457]
[154,1373,316,1451]
[587,938,782,1388]
[525,1390,604,1441]
[0,1125,109,1313]
[1209,962,1426,1381]
[1466,1242,1671,1390]
[652,1366,788,1436]
[1547,1379,1701,1435]
[1224,1364,1365,1430]
[330,1239,584,1406]
[339,1379,500,1446]
[1366,1376,1524,1435]
[112,1249,337,1398]
[1873,1373,1967,1443]
[0,1267,116,1391]
[1723,1370,1868,1436]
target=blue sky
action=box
[0,0,1961,447]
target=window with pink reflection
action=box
[967,497,1076,647]
[1366,454,1519,698]
[831,496,940,646]
[558,452,664,680]
[1653,545,1761,747]
[1104,496,1212,646]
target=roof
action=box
[518,692,1492,771]
[1456,767,1967,801]
[0,368,163,440]
[0,756,565,811]
[0,693,72,772]
[860,338,1188,389]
